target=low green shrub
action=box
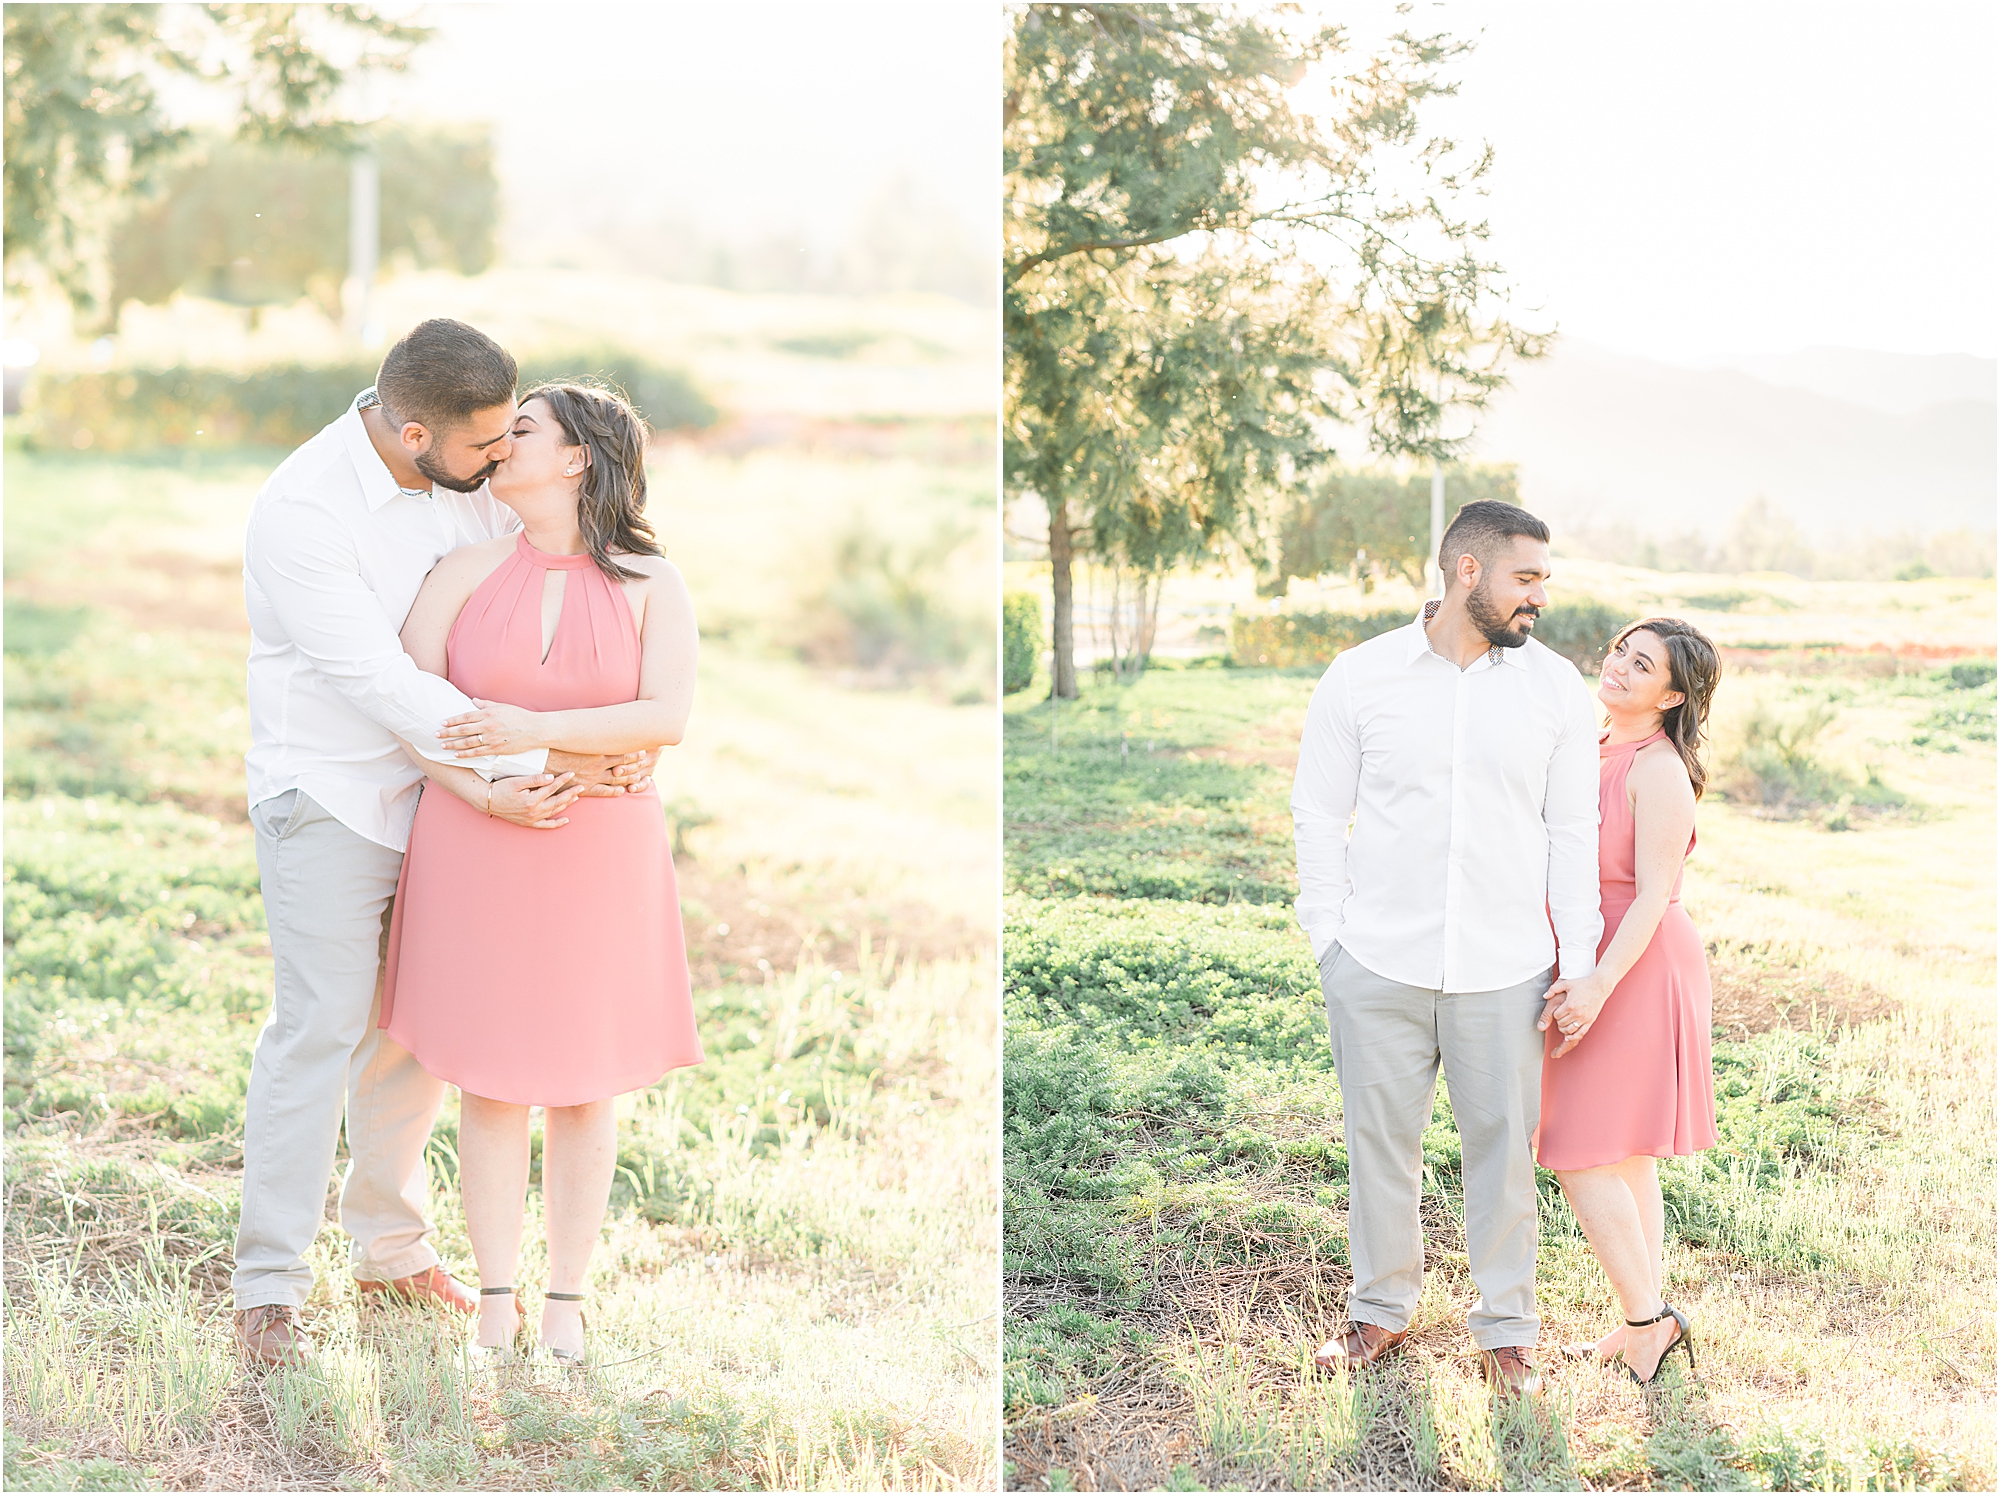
[1009,820,1297,905]
[2,600,93,659]
[1228,597,1631,672]
[786,513,990,682]
[26,363,375,451]
[1003,592,1043,694]
[1003,898,1324,1064]
[1005,1304,1150,1412]
[19,350,716,454]
[1913,690,1997,751]
[4,799,268,1121]
[1228,607,1408,668]
[1715,694,1905,814]
[1679,588,1757,612]
[1004,1027,1128,1190]
[1678,588,1799,614]
[517,347,718,433]
[1529,597,1631,671]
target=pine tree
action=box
[1005,3,1547,693]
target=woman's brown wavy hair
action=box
[520,380,663,583]
[1610,616,1722,799]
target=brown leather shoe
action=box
[356,1265,478,1314]
[1479,1344,1543,1397]
[1314,1320,1408,1370]
[235,1303,312,1367]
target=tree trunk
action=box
[1137,569,1165,671]
[1117,568,1165,683]
[1048,495,1079,699]
[1106,564,1125,679]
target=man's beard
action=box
[1467,578,1538,649]
[414,445,499,493]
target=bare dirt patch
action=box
[1216,721,1305,772]
[1706,961,1900,1037]
[17,550,248,636]
[676,860,985,988]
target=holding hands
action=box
[1538,973,1610,1057]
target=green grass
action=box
[1002,644,1995,1491]
[3,444,999,1491]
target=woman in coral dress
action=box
[1535,616,1722,1385]
[381,381,703,1365]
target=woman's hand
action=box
[547,747,657,796]
[440,699,546,757]
[1538,973,1611,1057]
[486,772,581,829]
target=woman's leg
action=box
[1616,1154,1665,1298]
[538,1098,618,1355]
[1556,1159,1679,1376]
[457,1092,531,1348]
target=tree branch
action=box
[1009,226,1204,281]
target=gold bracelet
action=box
[485,780,493,816]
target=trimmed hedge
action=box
[1003,591,1044,694]
[1229,607,1410,668]
[1529,598,1631,672]
[1230,598,1630,672]
[18,347,717,453]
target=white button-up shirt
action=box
[1291,605,1602,992]
[243,395,548,852]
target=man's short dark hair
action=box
[374,318,517,434]
[1438,499,1551,585]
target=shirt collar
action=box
[1409,597,1520,669]
[341,388,432,512]
[1404,604,1439,664]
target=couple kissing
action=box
[233,318,704,1370]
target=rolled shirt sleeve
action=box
[1291,662,1360,964]
[246,499,548,782]
[1545,673,1604,978]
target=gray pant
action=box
[232,789,447,1309]
[1320,944,1549,1349]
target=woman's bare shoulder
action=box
[423,535,515,591]
[1631,738,1696,798]
[442,533,518,570]
[615,552,688,590]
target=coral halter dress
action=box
[1534,729,1719,1170]
[381,534,704,1106]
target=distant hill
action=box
[1466,341,1995,538]
[1716,347,1995,416]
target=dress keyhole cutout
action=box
[539,569,567,666]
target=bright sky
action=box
[1315,0,1997,363]
[390,2,996,255]
[154,3,1998,364]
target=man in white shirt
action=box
[233,319,654,1366]
[1291,500,1602,1398]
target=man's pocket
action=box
[251,788,307,843]
[1317,940,1345,988]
